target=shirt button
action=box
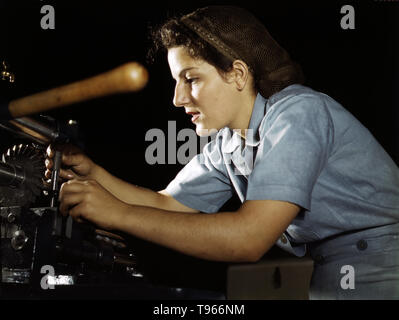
[280,234,288,244]
[356,239,368,251]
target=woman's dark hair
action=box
[149,17,249,83]
[148,6,304,98]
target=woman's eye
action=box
[185,78,198,84]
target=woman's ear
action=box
[231,60,250,91]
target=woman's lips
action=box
[187,112,200,122]
[191,114,200,122]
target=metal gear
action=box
[0,143,46,207]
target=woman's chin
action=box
[196,126,219,137]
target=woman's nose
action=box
[173,82,190,107]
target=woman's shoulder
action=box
[267,84,330,110]
[260,84,335,130]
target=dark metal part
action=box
[50,150,62,208]
[0,120,47,144]
[13,117,60,141]
[10,230,28,251]
[0,144,46,208]
[0,161,25,186]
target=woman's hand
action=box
[59,179,129,230]
[45,144,99,181]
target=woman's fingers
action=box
[59,169,75,179]
[45,168,74,180]
[59,192,84,216]
[69,204,87,223]
[46,145,81,180]
[60,180,87,194]
[59,180,88,215]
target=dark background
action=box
[0,0,398,295]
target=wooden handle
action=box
[8,62,149,118]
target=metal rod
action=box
[50,150,62,236]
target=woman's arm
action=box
[93,165,199,212]
[59,179,299,262]
[46,145,198,213]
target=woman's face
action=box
[168,46,246,136]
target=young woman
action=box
[46,6,399,299]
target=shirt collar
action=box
[245,93,268,147]
[221,93,267,154]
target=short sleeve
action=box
[165,137,234,213]
[246,94,334,210]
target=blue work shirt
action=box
[165,84,399,256]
